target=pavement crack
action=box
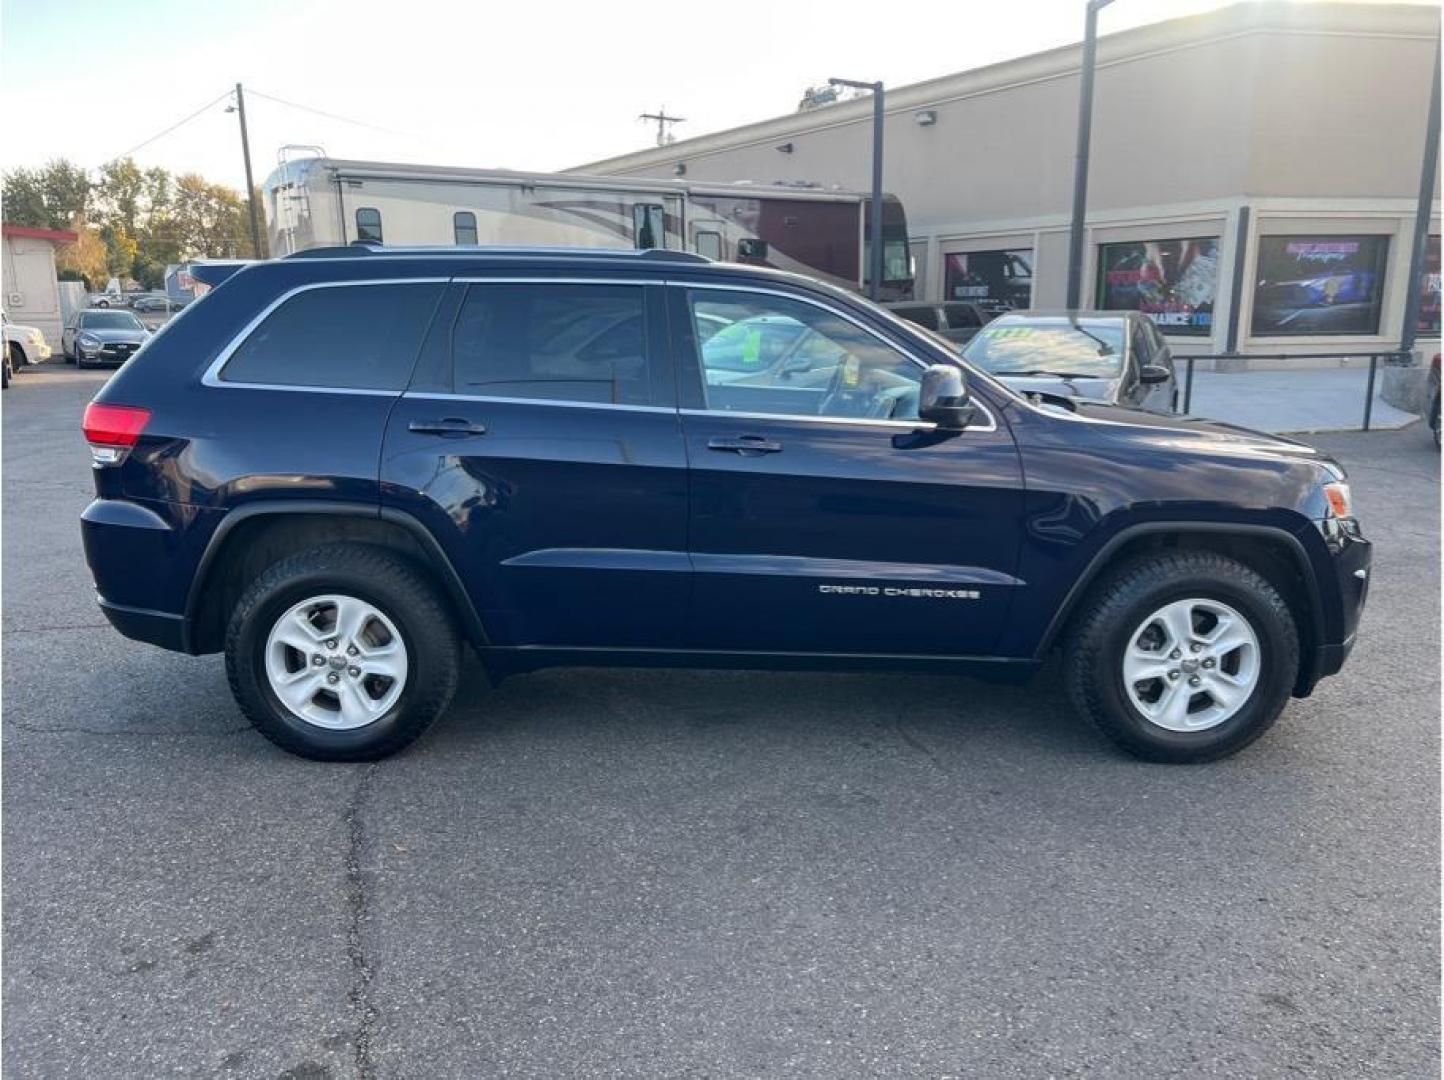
[893,715,949,774]
[344,763,381,1080]
[3,719,251,737]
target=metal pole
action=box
[1363,353,1378,431]
[1399,38,1441,356]
[869,84,885,301]
[1183,356,1195,414]
[1065,0,1113,310]
[234,83,263,259]
[830,77,885,301]
[1223,205,1251,354]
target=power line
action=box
[245,88,412,137]
[110,91,233,161]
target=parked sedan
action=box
[962,310,1177,413]
[62,309,152,368]
[130,294,188,313]
[886,301,992,346]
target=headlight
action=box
[1323,480,1353,520]
[77,333,101,350]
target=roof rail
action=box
[285,243,711,263]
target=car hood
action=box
[997,372,1122,402]
[80,328,149,344]
[5,322,44,338]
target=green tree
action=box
[2,159,92,229]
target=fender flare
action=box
[1032,520,1326,659]
[183,499,488,650]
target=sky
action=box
[0,0,1432,192]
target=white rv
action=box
[262,157,914,300]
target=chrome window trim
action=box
[675,281,997,433]
[403,392,674,415]
[451,276,663,286]
[679,408,942,432]
[201,277,450,392]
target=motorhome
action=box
[263,157,914,300]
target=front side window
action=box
[1096,237,1218,336]
[451,283,652,405]
[689,290,923,421]
[964,318,1126,378]
[220,282,442,390]
[1252,235,1389,336]
[355,207,383,243]
[453,211,478,245]
[633,203,665,250]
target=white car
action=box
[1,311,52,370]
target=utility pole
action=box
[229,83,263,258]
[1065,0,1116,310]
[638,107,685,146]
[830,77,885,301]
[1400,37,1441,357]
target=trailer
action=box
[263,156,914,300]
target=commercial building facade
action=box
[577,1,1440,363]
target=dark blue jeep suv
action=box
[80,246,1370,762]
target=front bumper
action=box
[1296,520,1371,695]
[28,339,51,361]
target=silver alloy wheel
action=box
[264,593,409,730]
[1122,597,1261,732]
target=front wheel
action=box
[1064,550,1299,763]
[225,543,461,761]
[1429,387,1440,449]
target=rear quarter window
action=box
[218,282,443,390]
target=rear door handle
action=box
[707,435,782,455]
[408,417,486,437]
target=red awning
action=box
[2,224,80,244]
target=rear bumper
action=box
[98,598,190,652]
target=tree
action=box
[2,159,92,229]
[54,215,109,289]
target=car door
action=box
[672,283,1025,657]
[380,276,690,649]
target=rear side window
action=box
[451,283,653,405]
[219,282,442,390]
[453,211,478,245]
[943,303,981,328]
[894,305,940,330]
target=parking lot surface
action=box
[3,362,1439,1079]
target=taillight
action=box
[82,402,151,465]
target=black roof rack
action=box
[285,244,711,263]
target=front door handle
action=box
[708,435,782,455]
[408,417,486,437]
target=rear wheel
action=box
[225,543,461,761]
[1429,386,1440,449]
[1064,550,1298,763]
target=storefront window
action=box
[944,249,1032,312]
[1095,237,1218,336]
[1251,235,1389,336]
[1419,234,1440,334]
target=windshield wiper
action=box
[995,369,1109,379]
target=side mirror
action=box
[1140,363,1171,385]
[736,238,769,261]
[918,363,974,429]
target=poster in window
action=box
[1419,234,1440,334]
[1251,235,1389,336]
[944,249,1032,312]
[1095,238,1217,336]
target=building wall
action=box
[577,2,1440,360]
[1,235,65,348]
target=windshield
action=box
[963,320,1126,377]
[80,311,145,331]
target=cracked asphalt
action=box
[3,362,1438,1078]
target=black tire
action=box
[9,343,25,372]
[2,348,9,389]
[225,543,461,761]
[1064,550,1299,763]
[1429,387,1440,450]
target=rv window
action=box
[220,283,442,390]
[453,212,478,245]
[633,204,665,250]
[695,231,723,261]
[355,207,383,243]
[451,283,655,406]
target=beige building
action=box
[577,1,1441,361]
[2,224,79,349]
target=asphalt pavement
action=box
[3,361,1439,1079]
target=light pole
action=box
[1065,0,1116,310]
[1400,37,1441,357]
[830,77,885,301]
[226,83,264,259]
